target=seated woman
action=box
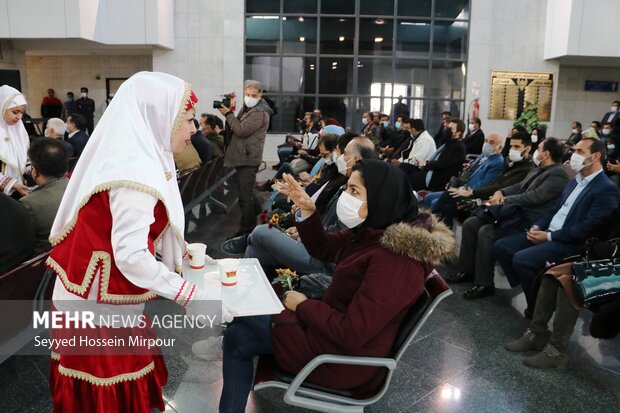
[216,160,455,412]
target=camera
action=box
[213,93,234,109]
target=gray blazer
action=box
[501,163,569,224]
[223,100,272,168]
[20,177,68,254]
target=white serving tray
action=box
[182,258,284,317]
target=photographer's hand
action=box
[217,105,231,116]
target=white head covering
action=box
[50,71,196,272]
[0,85,29,182]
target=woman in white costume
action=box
[0,85,30,196]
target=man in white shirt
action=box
[391,118,436,167]
[495,137,620,315]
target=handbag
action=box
[572,239,620,306]
[297,273,332,300]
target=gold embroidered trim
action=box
[58,361,155,386]
[48,180,184,247]
[46,255,96,296]
[169,82,193,148]
[51,351,60,361]
[99,264,157,304]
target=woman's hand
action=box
[279,173,316,218]
[12,182,31,197]
[283,291,308,312]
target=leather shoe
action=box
[446,272,473,284]
[221,233,250,255]
[463,284,495,299]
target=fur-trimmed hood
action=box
[380,212,455,265]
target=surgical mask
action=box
[44,128,51,138]
[481,142,495,157]
[244,96,258,108]
[336,191,366,228]
[603,129,611,136]
[531,134,538,143]
[569,153,592,172]
[611,106,619,113]
[468,123,475,131]
[532,149,541,166]
[394,121,401,130]
[382,121,389,128]
[571,128,578,134]
[324,152,334,165]
[336,154,353,176]
[80,92,87,98]
[66,97,73,102]
[508,149,524,162]
[362,118,368,125]
[607,143,616,152]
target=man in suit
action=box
[449,137,569,299]
[428,133,505,226]
[75,86,95,134]
[19,138,69,254]
[600,100,620,126]
[433,111,451,147]
[495,138,620,312]
[565,121,582,146]
[44,117,73,158]
[66,113,89,157]
[0,193,36,273]
[405,118,467,191]
[463,117,485,155]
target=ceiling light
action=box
[332,61,338,66]
[282,16,287,20]
[375,19,385,25]
[339,18,346,22]
[299,36,305,42]
[298,17,304,22]
[374,37,384,42]
[251,16,279,20]
[339,36,345,41]
[400,21,427,26]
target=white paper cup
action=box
[187,243,207,269]
[219,259,239,287]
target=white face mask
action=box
[336,191,366,228]
[44,128,51,138]
[324,152,334,165]
[468,123,475,131]
[531,134,538,143]
[244,96,258,108]
[569,153,592,172]
[603,129,611,136]
[481,142,495,157]
[611,106,619,113]
[571,128,578,134]
[394,121,401,130]
[362,118,368,125]
[80,92,87,98]
[532,149,541,166]
[508,149,524,162]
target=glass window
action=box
[245,17,280,54]
[282,57,316,93]
[282,17,317,54]
[283,0,317,14]
[393,60,430,98]
[245,56,281,92]
[266,96,317,132]
[431,60,465,100]
[319,58,354,94]
[396,19,431,58]
[427,100,463,132]
[318,97,351,128]
[398,0,432,17]
[435,0,470,19]
[358,18,394,56]
[321,0,355,14]
[432,20,468,60]
[247,0,280,14]
[357,58,392,95]
[360,0,394,15]
[319,17,355,54]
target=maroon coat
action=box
[270,212,454,389]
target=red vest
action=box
[47,191,168,304]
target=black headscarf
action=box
[353,160,418,230]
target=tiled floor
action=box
[2,167,619,412]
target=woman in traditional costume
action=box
[47,72,210,412]
[0,85,30,197]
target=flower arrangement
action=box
[271,268,298,291]
[267,212,290,232]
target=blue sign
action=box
[584,80,618,92]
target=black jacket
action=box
[472,158,534,200]
[409,138,466,191]
[463,129,485,155]
[67,130,89,158]
[0,194,36,273]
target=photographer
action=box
[218,79,273,236]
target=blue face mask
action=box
[382,121,389,128]
[395,121,401,130]
[481,142,495,157]
[66,97,73,102]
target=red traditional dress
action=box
[46,72,203,413]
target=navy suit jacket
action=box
[536,170,620,245]
[68,130,89,158]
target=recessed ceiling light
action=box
[299,36,305,42]
[339,36,345,41]
[375,37,384,42]
[375,19,385,25]
[298,17,304,22]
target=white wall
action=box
[0,0,174,48]
[25,54,152,120]
[545,0,620,59]
[153,0,245,126]
[467,0,561,135]
[0,40,29,98]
